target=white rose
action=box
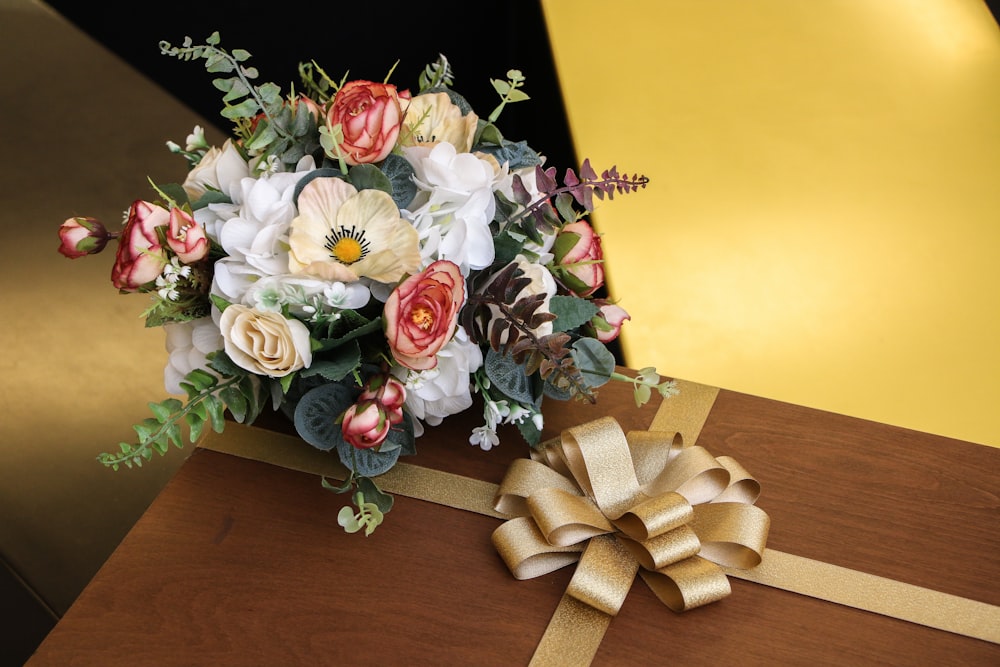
[182,138,249,202]
[219,305,312,377]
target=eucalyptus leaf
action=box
[484,349,536,404]
[348,163,392,194]
[571,337,615,388]
[293,381,357,451]
[379,154,417,209]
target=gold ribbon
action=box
[491,416,769,665]
[199,377,1000,656]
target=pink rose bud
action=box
[327,80,409,165]
[111,200,170,291]
[586,300,630,343]
[58,216,112,258]
[358,374,407,425]
[553,220,605,297]
[166,207,209,263]
[341,400,392,449]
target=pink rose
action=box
[166,207,209,263]
[586,300,630,343]
[327,80,409,165]
[384,260,464,371]
[111,200,170,291]
[341,400,393,449]
[58,216,112,258]
[553,220,604,297]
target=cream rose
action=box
[219,304,312,377]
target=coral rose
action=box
[111,200,170,291]
[327,80,409,165]
[384,260,465,371]
[219,304,312,378]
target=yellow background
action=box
[542,0,1000,447]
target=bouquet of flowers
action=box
[58,32,676,534]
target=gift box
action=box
[26,372,1000,665]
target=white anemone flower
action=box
[288,176,421,284]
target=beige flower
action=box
[288,176,421,284]
[219,305,312,377]
[398,92,478,153]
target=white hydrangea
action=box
[163,316,224,395]
[395,327,484,436]
[211,158,316,304]
[402,143,507,274]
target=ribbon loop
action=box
[492,516,584,580]
[640,556,733,611]
[528,488,614,546]
[614,490,693,542]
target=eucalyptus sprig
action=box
[489,69,529,123]
[160,32,319,169]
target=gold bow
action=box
[492,416,770,666]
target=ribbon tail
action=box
[528,595,611,667]
[530,535,639,666]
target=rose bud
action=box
[585,300,631,343]
[341,400,392,450]
[58,216,113,258]
[111,200,170,291]
[358,374,407,425]
[166,207,209,264]
[552,220,604,297]
[327,80,409,165]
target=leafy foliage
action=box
[160,32,321,170]
[96,361,265,470]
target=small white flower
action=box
[469,425,500,451]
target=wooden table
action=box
[26,374,1000,665]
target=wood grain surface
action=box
[26,375,1000,666]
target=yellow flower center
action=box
[325,225,369,265]
[411,306,434,330]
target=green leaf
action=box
[187,413,206,443]
[221,98,261,120]
[300,343,361,382]
[204,394,227,433]
[485,349,536,404]
[357,476,394,514]
[219,385,248,423]
[571,338,615,388]
[348,163,392,194]
[549,295,599,333]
